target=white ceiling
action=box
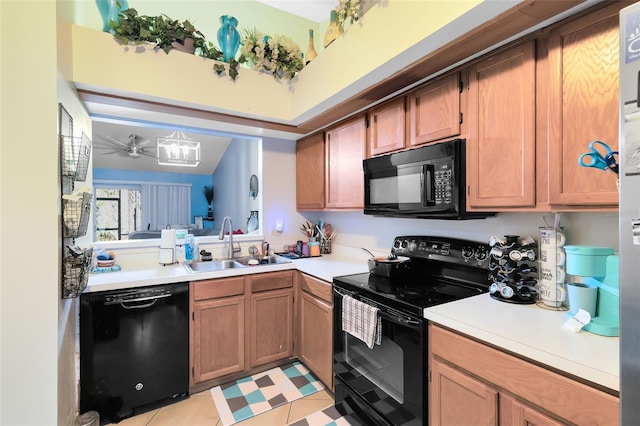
[256,0,337,22]
[92,120,232,175]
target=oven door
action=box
[333,287,426,426]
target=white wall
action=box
[296,211,620,254]
[212,138,260,233]
[0,2,93,424]
[1,2,60,424]
[261,137,309,250]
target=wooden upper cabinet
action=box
[547,6,620,206]
[296,133,325,210]
[407,72,462,147]
[367,97,406,157]
[325,115,366,209]
[466,41,537,209]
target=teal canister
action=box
[564,245,615,277]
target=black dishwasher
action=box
[80,282,189,423]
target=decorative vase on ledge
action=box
[96,0,129,33]
[217,15,240,62]
[324,10,342,48]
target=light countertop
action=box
[86,261,297,293]
[86,249,369,293]
[424,294,619,392]
[86,249,618,392]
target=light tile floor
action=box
[108,388,335,426]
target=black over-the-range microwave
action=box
[363,138,494,220]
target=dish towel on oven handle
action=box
[341,295,382,349]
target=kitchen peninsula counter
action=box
[424,294,619,392]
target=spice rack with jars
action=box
[59,104,93,299]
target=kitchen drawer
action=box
[251,271,293,293]
[300,273,333,305]
[192,277,245,301]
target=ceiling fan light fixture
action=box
[157,131,201,167]
[128,146,143,158]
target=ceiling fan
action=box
[94,133,155,159]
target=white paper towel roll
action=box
[160,229,176,249]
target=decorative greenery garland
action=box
[110,8,303,81]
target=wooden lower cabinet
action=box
[191,277,246,385]
[429,323,619,426]
[190,271,294,388]
[249,271,294,368]
[431,358,563,426]
[430,358,498,426]
[250,288,294,367]
[500,394,565,426]
[297,273,333,390]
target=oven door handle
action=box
[378,311,422,330]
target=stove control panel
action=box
[394,238,451,255]
[392,236,490,268]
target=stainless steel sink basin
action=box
[184,255,290,273]
[234,255,291,266]
[185,259,244,273]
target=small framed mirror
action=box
[249,174,259,199]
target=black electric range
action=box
[334,236,492,317]
[332,236,492,426]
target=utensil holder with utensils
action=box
[488,235,539,304]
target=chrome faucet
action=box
[219,216,241,259]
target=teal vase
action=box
[96,0,128,32]
[217,15,240,62]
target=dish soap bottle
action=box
[306,29,318,64]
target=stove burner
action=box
[394,286,431,299]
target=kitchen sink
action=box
[185,259,243,273]
[184,255,290,274]
[234,255,291,266]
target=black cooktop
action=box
[333,236,492,316]
[334,272,484,316]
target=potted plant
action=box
[203,185,214,218]
[110,8,243,79]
